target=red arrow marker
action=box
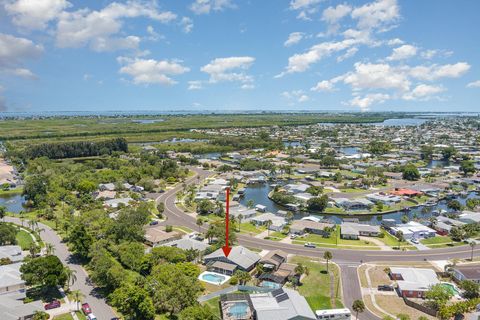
[222,187,232,257]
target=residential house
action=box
[290,220,334,236]
[366,193,402,205]
[390,267,439,298]
[452,264,480,284]
[104,197,133,208]
[259,250,288,271]
[334,198,373,211]
[340,223,380,240]
[0,246,24,263]
[144,226,182,247]
[0,263,25,295]
[251,213,287,231]
[0,291,43,320]
[161,238,209,252]
[458,211,480,224]
[204,246,261,274]
[390,221,437,240]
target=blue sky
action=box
[0,0,479,112]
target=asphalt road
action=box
[6,217,117,320]
[160,167,480,320]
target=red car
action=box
[44,300,61,310]
[81,302,92,314]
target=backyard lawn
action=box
[289,256,343,310]
[201,296,222,319]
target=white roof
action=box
[250,288,316,320]
[0,263,24,288]
[391,267,439,292]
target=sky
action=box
[0,0,479,113]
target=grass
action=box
[0,187,23,195]
[264,231,287,241]
[289,256,343,310]
[16,229,35,250]
[377,230,417,250]
[75,312,87,320]
[292,228,381,250]
[202,296,221,319]
[53,314,74,320]
[238,222,265,235]
[420,236,463,248]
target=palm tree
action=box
[238,214,243,232]
[265,220,272,237]
[28,243,39,257]
[45,243,55,255]
[196,218,203,233]
[64,267,77,291]
[323,251,333,273]
[352,299,365,319]
[246,199,254,209]
[470,241,476,261]
[19,210,26,227]
[70,290,84,311]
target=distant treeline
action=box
[23,138,128,159]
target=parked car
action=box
[411,238,419,244]
[149,220,159,226]
[44,300,61,310]
[87,314,98,320]
[304,242,316,248]
[378,285,394,291]
[81,302,92,314]
[290,234,298,239]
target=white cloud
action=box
[289,0,322,20]
[188,80,203,90]
[421,49,437,60]
[467,80,480,88]
[321,4,352,34]
[180,17,194,33]
[387,38,404,46]
[284,32,304,47]
[351,0,400,31]
[0,33,43,78]
[349,93,390,111]
[387,44,417,61]
[4,0,71,30]
[343,62,410,92]
[311,80,335,92]
[337,47,358,62]
[56,1,176,51]
[402,84,444,100]
[282,90,309,103]
[201,56,255,87]
[118,57,189,85]
[409,62,470,81]
[190,0,235,15]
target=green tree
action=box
[441,146,457,160]
[425,283,453,310]
[449,226,466,242]
[197,199,214,215]
[71,290,84,311]
[459,280,480,299]
[110,284,155,320]
[0,223,17,245]
[178,305,217,320]
[307,195,329,211]
[234,270,252,285]
[146,263,203,314]
[32,311,49,320]
[20,255,68,288]
[0,205,6,221]
[460,160,476,176]
[68,223,93,259]
[352,299,365,319]
[115,241,145,272]
[402,163,420,181]
[64,267,77,291]
[447,200,462,211]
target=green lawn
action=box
[377,230,417,250]
[0,187,23,195]
[289,256,343,310]
[75,312,87,320]
[292,228,380,250]
[53,314,73,320]
[16,229,35,250]
[420,236,463,248]
[264,231,288,241]
[238,222,265,235]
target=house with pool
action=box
[390,267,440,298]
[203,246,261,275]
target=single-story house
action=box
[334,198,374,210]
[390,221,437,240]
[144,226,182,247]
[366,193,402,205]
[458,211,480,224]
[94,190,116,200]
[0,291,43,320]
[255,204,267,212]
[204,246,260,273]
[290,220,334,236]
[283,184,310,194]
[0,246,24,263]
[230,205,257,220]
[98,183,115,191]
[390,267,439,298]
[452,264,480,284]
[104,197,133,208]
[340,223,380,240]
[251,213,287,231]
[249,288,316,319]
[161,238,209,252]
[0,263,25,295]
[390,188,423,197]
[259,250,288,271]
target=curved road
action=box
[160,167,480,320]
[6,217,117,320]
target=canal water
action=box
[239,183,477,225]
[0,193,25,213]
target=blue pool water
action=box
[261,281,281,289]
[201,273,226,283]
[228,302,249,318]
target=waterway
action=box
[0,193,25,213]
[239,183,477,225]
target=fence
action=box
[403,297,437,317]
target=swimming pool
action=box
[227,302,249,319]
[198,271,231,285]
[261,281,282,289]
[440,282,460,295]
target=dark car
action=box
[149,220,159,225]
[44,300,61,310]
[81,302,92,314]
[378,285,394,291]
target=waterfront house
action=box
[390,221,437,240]
[334,198,374,211]
[458,211,480,224]
[366,193,402,205]
[250,213,287,231]
[340,223,380,240]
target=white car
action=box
[290,234,298,239]
[411,238,419,244]
[87,314,97,320]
